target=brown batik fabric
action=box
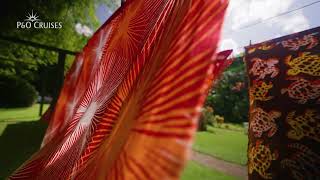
[245,26,320,180]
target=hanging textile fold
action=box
[10,0,229,179]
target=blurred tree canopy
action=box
[0,0,118,97]
[206,56,249,123]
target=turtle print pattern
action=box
[245,27,320,180]
[250,108,280,138]
[249,58,279,79]
[247,43,277,54]
[286,109,320,142]
[281,77,320,104]
[285,52,320,76]
[249,81,273,102]
[281,33,318,51]
[248,140,278,179]
[281,144,320,180]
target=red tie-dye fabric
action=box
[10,0,228,179]
[212,50,233,80]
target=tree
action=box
[0,0,118,99]
[206,57,249,123]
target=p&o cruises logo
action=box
[17,10,62,29]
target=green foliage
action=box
[212,123,245,132]
[207,115,215,126]
[198,107,214,131]
[0,74,38,108]
[206,58,249,123]
[213,115,224,125]
[0,0,116,98]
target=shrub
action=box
[212,115,224,128]
[0,73,38,107]
[206,58,249,123]
[198,114,207,131]
[197,107,214,131]
[214,115,224,124]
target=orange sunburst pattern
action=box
[10,0,229,179]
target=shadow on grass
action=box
[0,120,47,179]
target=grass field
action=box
[0,104,49,121]
[193,126,248,165]
[0,104,49,135]
[0,120,47,179]
[181,161,237,180]
[0,104,49,178]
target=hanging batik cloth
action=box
[212,50,233,81]
[10,0,229,179]
[245,26,320,180]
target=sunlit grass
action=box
[193,126,248,165]
[181,161,238,180]
[0,104,49,135]
[0,104,49,121]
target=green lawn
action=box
[193,126,248,165]
[0,104,49,135]
[181,161,238,180]
[0,120,48,179]
[0,104,49,178]
[0,104,49,121]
